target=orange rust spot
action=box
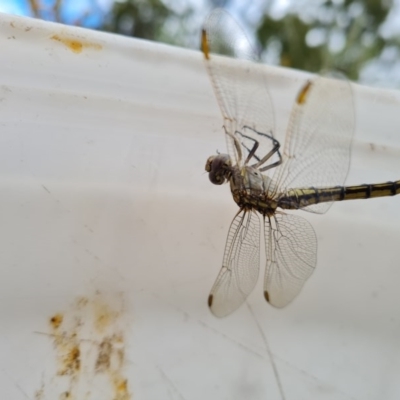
[201,29,210,60]
[50,313,63,329]
[296,80,312,105]
[117,379,128,392]
[50,34,102,54]
[113,377,129,397]
[51,35,82,53]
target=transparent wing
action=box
[272,74,355,214]
[208,209,260,317]
[202,9,277,168]
[264,213,317,308]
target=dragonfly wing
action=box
[209,209,260,317]
[264,213,317,308]
[202,9,277,168]
[272,73,355,214]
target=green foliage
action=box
[259,14,325,72]
[104,0,194,46]
[105,0,170,40]
[256,0,393,80]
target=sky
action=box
[0,0,114,27]
[0,0,30,15]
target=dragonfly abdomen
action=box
[278,180,400,210]
[341,180,400,200]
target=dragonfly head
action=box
[205,154,231,185]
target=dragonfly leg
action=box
[238,126,282,170]
[242,134,259,165]
[258,145,282,172]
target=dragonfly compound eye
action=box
[210,174,225,185]
[205,156,215,173]
[207,154,230,185]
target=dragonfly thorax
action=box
[230,165,278,214]
[206,154,278,214]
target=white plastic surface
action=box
[1,12,400,400]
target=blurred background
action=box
[1,0,400,86]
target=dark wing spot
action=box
[208,294,213,308]
[264,291,270,302]
[201,29,210,60]
[296,80,312,105]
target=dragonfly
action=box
[201,9,400,318]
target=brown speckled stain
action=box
[35,292,131,399]
[95,337,112,372]
[59,344,80,376]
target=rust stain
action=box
[50,313,63,329]
[59,344,81,375]
[50,34,102,54]
[95,333,126,373]
[93,300,119,332]
[113,376,130,400]
[96,308,112,331]
[36,293,131,399]
[95,337,112,372]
